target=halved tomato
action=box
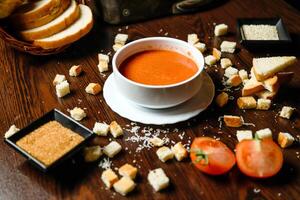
[236,139,283,178]
[190,137,236,175]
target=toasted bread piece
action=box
[19,0,79,41]
[224,115,243,127]
[212,48,222,61]
[256,98,271,110]
[242,78,264,96]
[255,89,278,100]
[263,76,280,92]
[278,132,295,148]
[215,92,229,107]
[227,75,242,87]
[34,4,93,49]
[220,58,232,69]
[253,56,297,81]
[237,96,257,109]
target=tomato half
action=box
[190,137,236,175]
[236,139,283,178]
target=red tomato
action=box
[236,139,283,178]
[190,137,236,175]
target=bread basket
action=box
[0,0,87,55]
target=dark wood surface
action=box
[1,0,300,199]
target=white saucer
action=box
[103,72,215,125]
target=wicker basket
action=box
[0,0,87,56]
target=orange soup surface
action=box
[119,50,198,85]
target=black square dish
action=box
[5,109,93,172]
[237,18,292,50]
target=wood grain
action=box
[0,0,300,199]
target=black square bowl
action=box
[5,109,94,172]
[237,18,292,50]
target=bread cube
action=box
[227,74,242,87]
[156,146,174,162]
[278,132,295,148]
[220,58,232,69]
[194,42,206,53]
[70,107,86,121]
[256,128,272,139]
[56,80,70,98]
[101,168,119,188]
[149,137,164,147]
[98,53,110,63]
[115,34,128,45]
[224,115,243,127]
[110,121,123,138]
[220,41,236,53]
[4,125,20,138]
[103,141,122,158]
[69,65,82,77]
[224,66,238,78]
[98,61,109,73]
[93,122,110,136]
[238,69,248,80]
[256,98,271,110]
[215,92,229,107]
[118,163,138,179]
[205,55,217,66]
[212,48,222,60]
[171,142,188,161]
[237,96,257,109]
[236,130,253,142]
[53,74,66,86]
[83,146,102,162]
[187,33,199,45]
[147,168,169,192]
[214,24,228,36]
[85,83,102,95]
[113,43,124,52]
[279,106,295,119]
[255,90,277,100]
[113,177,136,196]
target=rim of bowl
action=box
[112,37,204,89]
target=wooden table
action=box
[1,0,300,199]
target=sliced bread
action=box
[263,75,280,92]
[242,77,264,96]
[252,56,297,81]
[19,0,79,41]
[33,4,93,49]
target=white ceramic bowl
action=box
[112,37,205,109]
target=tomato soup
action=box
[118,50,198,86]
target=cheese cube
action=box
[4,125,20,138]
[279,106,295,119]
[56,80,70,98]
[85,83,102,95]
[156,146,174,162]
[238,69,248,80]
[53,74,66,86]
[118,163,138,179]
[171,142,188,161]
[98,53,110,63]
[278,132,295,148]
[149,137,164,147]
[115,34,128,45]
[113,43,124,52]
[98,61,109,73]
[224,66,238,78]
[93,122,110,136]
[214,24,228,36]
[110,121,123,138]
[215,92,229,107]
[220,58,232,69]
[147,168,169,192]
[69,65,82,77]
[236,130,253,142]
[103,141,122,158]
[256,128,272,139]
[220,41,236,53]
[205,55,217,66]
[237,96,257,109]
[226,74,242,87]
[113,177,136,196]
[70,107,86,121]
[224,115,243,127]
[212,48,222,60]
[83,146,102,162]
[256,98,271,110]
[194,42,206,53]
[187,33,199,45]
[101,168,119,188]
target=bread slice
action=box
[263,75,280,92]
[253,56,297,81]
[242,78,264,96]
[19,0,79,41]
[34,4,93,49]
[255,89,278,100]
[11,0,71,30]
